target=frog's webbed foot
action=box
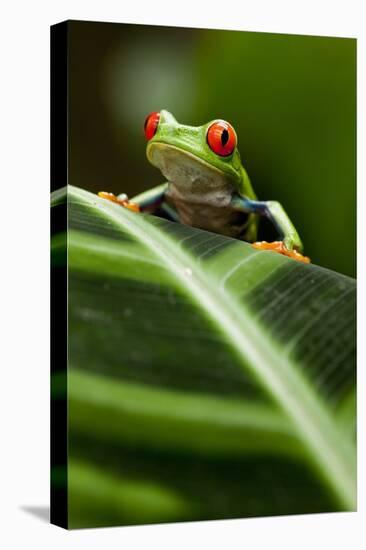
[98,191,140,212]
[252,241,310,264]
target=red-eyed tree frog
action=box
[99,110,310,263]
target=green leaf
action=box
[52,185,356,528]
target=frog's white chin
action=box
[147,142,235,206]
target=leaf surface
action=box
[51,186,356,527]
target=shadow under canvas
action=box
[20,506,50,523]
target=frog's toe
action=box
[251,241,310,263]
[98,191,140,212]
[252,240,284,254]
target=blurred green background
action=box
[69,21,356,277]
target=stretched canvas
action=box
[51,20,357,529]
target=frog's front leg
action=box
[233,197,310,263]
[98,183,178,221]
[133,183,179,221]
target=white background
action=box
[0,0,365,548]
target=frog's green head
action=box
[144,110,246,195]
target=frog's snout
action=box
[159,110,178,125]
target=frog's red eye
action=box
[207,120,237,156]
[144,112,160,140]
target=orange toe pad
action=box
[252,241,310,263]
[98,192,140,212]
